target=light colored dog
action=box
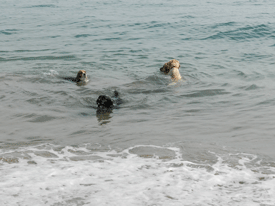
[63,70,88,83]
[75,70,88,82]
[160,59,182,81]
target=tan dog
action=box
[75,70,88,82]
[63,70,88,83]
[160,59,182,80]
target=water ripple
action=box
[204,24,273,41]
[0,55,76,61]
[181,89,230,98]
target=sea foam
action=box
[0,144,274,206]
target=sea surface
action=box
[1,0,275,205]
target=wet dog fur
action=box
[160,59,182,80]
[96,91,122,110]
[96,95,114,109]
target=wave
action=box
[27,4,57,8]
[204,24,273,41]
[0,55,77,62]
[0,144,274,205]
[181,89,230,98]
[0,29,19,35]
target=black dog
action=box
[96,91,122,123]
[96,90,122,109]
[96,95,114,109]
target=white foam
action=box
[0,144,275,206]
[43,70,59,76]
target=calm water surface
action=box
[1,0,275,205]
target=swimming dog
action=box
[96,91,122,110]
[96,91,122,123]
[63,70,88,83]
[96,95,114,109]
[160,59,182,80]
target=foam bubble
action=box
[43,70,59,76]
[0,144,275,205]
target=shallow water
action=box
[1,0,275,205]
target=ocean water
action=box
[1,0,275,205]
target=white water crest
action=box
[1,144,275,206]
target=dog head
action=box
[160,59,180,74]
[76,70,88,82]
[96,95,114,109]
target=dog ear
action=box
[76,71,81,78]
[165,65,171,73]
[75,71,81,82]
[160,63,171,73]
